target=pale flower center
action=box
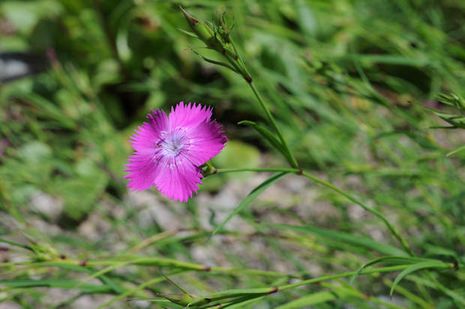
[159,129,189,157]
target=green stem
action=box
[6,258,292,279]
[215,167,299,174]
[214,167,414,256]
[301,171,413,256]
[247,82,300,168]
[187,264,440,306]
[278,265,418,291]
[225,46,297,168]
[0,238,33,251]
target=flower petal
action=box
[185,120,227,165]
[168,102,213,129]
[125,153,159,191]
[130,110,168,153]
[154,157,202,202]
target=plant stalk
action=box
[214,167,414,256]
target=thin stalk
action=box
[182,7,299,169]
[215,167,299,174]
[247,81,299,169]
[301,171,414,256]
[5,258,292,279]
[213,167,414,256]
[0,238,33,251]
[278,265,420,291]
[186,264,442,306]
[222,48,299,168]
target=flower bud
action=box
[180,7,237,59]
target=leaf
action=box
[97,274,180,309]
[0,279,113,293]
[188,287,279,307]
[272,224,407,256]
[390,261,451,296]
[351,256,431,284]
[212,172,289,235]
[178,28,198,38]
[446,144,465,157]
[276,291,335,309]
[295,0,317,37]
[191,49,238,72]
[222,296,266,309]
[238,120,294,164]
[19,94,76,129]
[433,111,465,129]
[408,275,465,306]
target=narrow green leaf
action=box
[212,172,289,235]
[189,287,278,306]
[191,49,238,72]
[276,291,335,309]
[446,144,465,157]
[0,279,113,293]
[351,256,433,284]
[408,275,465,306]
[272,224,407,256]
[145,298,185,308]
[178,28,198,38]
[340,54,429,67]
[222,296,266,309]
[97,272,184,309]
[18,94,76,129]
[238,120,294,165]
[390,261,451,296]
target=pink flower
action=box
[125,102,227,202]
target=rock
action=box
[30,191,63,221]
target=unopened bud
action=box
[180,7,214,46]
[180,7,238,59]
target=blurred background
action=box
[1,0,465,308]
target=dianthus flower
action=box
[125,102,226,202]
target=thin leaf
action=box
[222,296,266,309]
[351,256,432,284]
[275,291,335,309]
[390,261,451,296]
[191,49,238,72]
[0,279,113,293]
[177,28,198,38]
[446,144,465,157]
[212,172,289,235]
[272,224,407,256]
[188,287,278,307]
[238,120,293,164]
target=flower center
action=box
[159,129,189,157]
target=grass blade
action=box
[212,172,289,235]
[272,224,406,256]
[275,291,335,309]
[390,261,452,296]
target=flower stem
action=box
[214,167,413,256]
[215,167,299,174]
[222,41,298,169]
[279,265,411,291]
[180,7,299,169]
[300,171,414,256]
[247,81,300,169]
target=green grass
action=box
[1,0,465,307]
